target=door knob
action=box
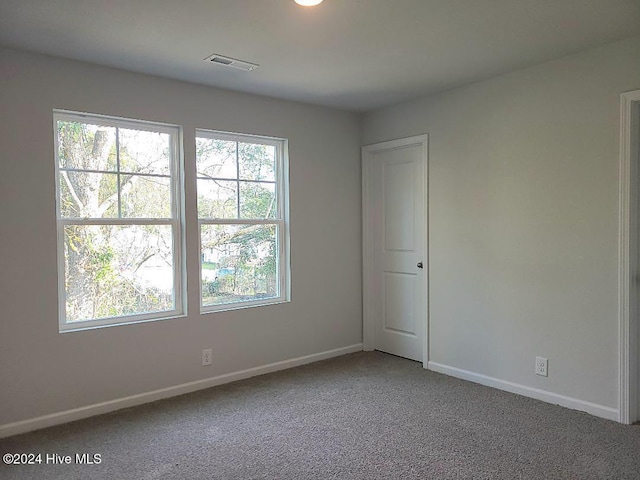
[417,262,423,269]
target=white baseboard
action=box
[0,343,363,439]
[427,361,619,422]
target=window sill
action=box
[200,297,290,316]
[59,311,187,334]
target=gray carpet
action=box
[1,352,639,479]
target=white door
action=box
[363,135,427,362]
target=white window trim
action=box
[53,110,186,332]
[195,129,291,314]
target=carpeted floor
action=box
[0,351,639,479]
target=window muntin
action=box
[196,130,289,312]
[54,111,184,331]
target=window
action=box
[53,112,288,331]
[196,129,290,312]
[54,111,184,331]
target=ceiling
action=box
[1,0,639,112]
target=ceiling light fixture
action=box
[294,0,323,6]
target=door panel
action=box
[384,272,416,335]
[384,160,415,251]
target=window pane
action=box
[197,179,238,219]
[239,181,276,219]
[196,137,237,179]
[238,142,275,181]
[121,174,172,218]
[63,224,175,322]
[201,224,278,307]
[118,128,171,175]
[59,171,118,218]
[57,121,117,171]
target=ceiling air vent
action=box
[204,54,259,71]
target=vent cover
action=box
[204,54,259,71]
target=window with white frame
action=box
[54,111,184,331]
[196,129,290,312]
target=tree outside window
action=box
[196,130,289,312]
[55,112,183,330]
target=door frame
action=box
[362,134,429,366]
[619,89,640,424]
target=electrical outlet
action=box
[535,356,548,377]
[202,349,212,366]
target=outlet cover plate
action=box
[535,356,548,377]
[202,349,212,366]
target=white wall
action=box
[0,47,362,426]
[363,36,640,411]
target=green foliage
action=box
[196,138,236,178]
[200,224,277,306]
[64,224,173,322]
[240,181,275,219]
[238,142,275,181]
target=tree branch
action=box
[60,170,85,213]
[96,174,139,217]
[265,195,275,219]
[134,252,156,273]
